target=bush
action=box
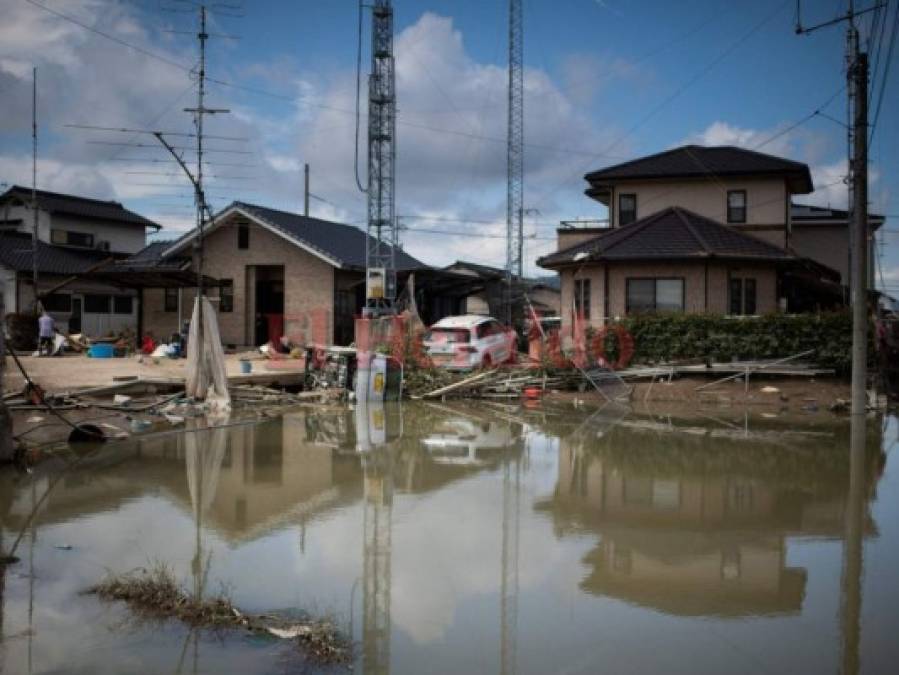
[604,312,864,374]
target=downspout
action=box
[137,288,144,346]
[785,180,792,250]
[603,265,610,325]
[704,260,709,312]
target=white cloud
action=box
[0,5,626,272]
[682,120,890,211]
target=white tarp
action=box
[185,296,231,409]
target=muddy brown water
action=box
[0,402,897,674]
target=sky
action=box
[0,0,896,288]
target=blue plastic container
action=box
[240,360,252,374]
[89,344,116,358]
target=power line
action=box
[869,0,898,142]
[530,0,790,209]
[65,124,246,141]
[754,85,847,149]
[28,0,625,162]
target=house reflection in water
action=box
[541,417,884,618]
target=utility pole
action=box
[181,4,228,363]
[506,0,524,326]
[31,67,39,316]
[796,1,878,415]
[363,0,398,317]
[304,162,310,217]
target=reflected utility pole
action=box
[500,446,521,675]
[840,416,867,675]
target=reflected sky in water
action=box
[1,403,897,674]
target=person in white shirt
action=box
[38,310,55,356]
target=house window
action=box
[574,278,591,320]
[164,287,179,312]
[51,229,95,248]
[219,280,234,313]
[626,278,684,314]
[238,223,249,249]
[618,193,637,226]
[84,294,111,314]
[729,278,757,315]
[42,293,72,313]
[113,296,133,315]
[727,190,747,223]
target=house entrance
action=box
[252,265,285,346]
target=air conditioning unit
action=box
[96,240,111,252]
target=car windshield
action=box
[425,328,470,344]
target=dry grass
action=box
[87,565,351,664]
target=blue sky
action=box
[0,0,896,286]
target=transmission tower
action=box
[505,0,524,325]
[365,0,398,316]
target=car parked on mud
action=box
[423,315,516,370]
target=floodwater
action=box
[0,401,897,675]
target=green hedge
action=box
[599,312,865,374]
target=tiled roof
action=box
[0,232,112,275]
[0,185,160,229]
[537,207,795,268]
[791,203,885,227]
[585,145,814,194]
[124,240,187,268]
[167,201,428,271]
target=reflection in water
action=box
[540,413,884,620]
[841,415,867,675]
[357,401,398,675]
[0,404,892,674]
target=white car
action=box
[423,315,516,370]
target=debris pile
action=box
[407,366,631,403]
[88,566,351,664]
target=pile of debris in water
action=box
[88,566,350,664]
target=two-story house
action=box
[538,145,881,327]
[0,185,160,335]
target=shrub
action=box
[605,312,864,374]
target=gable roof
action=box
[0,231,112,275]
[0,185,161,229]
[791,203,886,229]
[585,145,814,194]
[164,201,427,271]
[537,206,796,269]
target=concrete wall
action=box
[557,227,610,252]
[559,261,778,330]
[791,225,849,283]
[143,216,337,347]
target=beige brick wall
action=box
[142,217,337,347]
[558,261,779,330]
[560,265,605,328]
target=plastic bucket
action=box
[88,344,116,358]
